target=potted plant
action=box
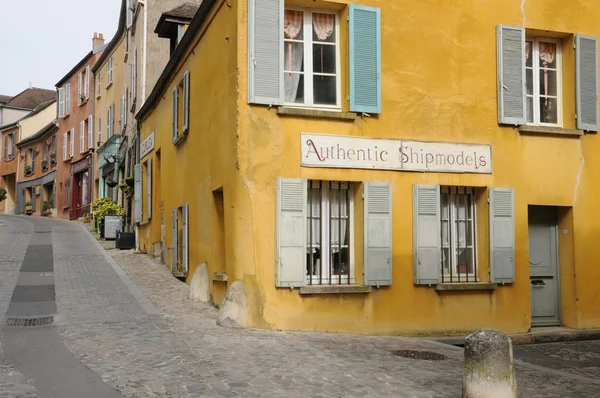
[80,94,86,103]
[42,200,53,216]
[41,159,48,171]
[24,165,33,175]
[50,153,57,166]
[91,197,126,238]
[125,175,135,187]
[25,201,33,214]
[106,178,118,188]
[118,181,132,196]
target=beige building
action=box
[0,88,56,127]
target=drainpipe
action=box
[138,0,148,103]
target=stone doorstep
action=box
[429,327,600,347]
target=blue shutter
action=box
[496,25,526,125]
[276,178,307,287]
[172,86,178,142]
[147,158,152,220]
[576,34,599,131]
[172,208,178,273]
[413,184,441,285]
[182,203,189,276]
[248,0,284,105]
[364,182,392,286]
[134,164,142,223]
[490,188,515,284]
[349,5,381,114]
[183,70,190,134]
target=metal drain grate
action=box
[5,316,54,327]
[392,350,447,361]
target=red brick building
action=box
[55,33,106,219]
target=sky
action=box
[0,0,122,96]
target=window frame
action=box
[107,57,113,85]
[525,37,563,127]
[96,74,101,98]
[440,186,478,282]
[283,7,342,111]
[306,180,355,285]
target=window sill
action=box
[277,107,357,121]
[106,82,113,89]
[172,133,187,146]
[518,125,583,137]
[139,220,150,226]
[212,273,228,282]
[435,282,497,292]
[299,284,372,295]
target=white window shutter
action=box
[70,128,74,157]
[147,158,152,220]
[98,116,102,143]
[85,66,90,99]
[78,72,82,105]
[576,34,599,131]
[364,182,392,286]
[182,203,189,275]
[183,70,190,133]
[413,184,441,285]
[172,86,178,141]
[490,188,515,284]
[65,84,70,113]
[58,88,65,117]
[248,0,283,105]
[80,121,85,153]
[276,177,307,287]
[63,132,67,159]
[134,164,142,223]
[496,25,526,125]
[88,116,93,149]
[172,208,178,273]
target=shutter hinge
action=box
[362,268,365,274]
[361,193,365,199]
[575,114,578,120]
[488,268,491,274]
[347,15,350,21]
[487,197,490,204]
[574,43,577,50]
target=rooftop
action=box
[0,95,12,104]
[5,88,57,110]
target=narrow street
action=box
[1,215,600,397]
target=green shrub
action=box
[91,197,125,223]
[42,200,53,211]
[0,188,6,202]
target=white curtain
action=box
[284,10,304,103]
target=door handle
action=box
[531,279,546,286]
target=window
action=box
[80,121,85,153]
[525,38,562,126]
[306,181,353,284]
[88,116,94,149]
[120,94,127,132]
[78,66,91,105]
[441,187,477,282]
[127,0,134,28]
[107,57,113,85]
[65,84,71,115]
[58,87,65,117]
[63,132,67,160]
[96,74,101,98]
[70,128,74,157]
[107,104,114,139]
[172,70,190,143]
[24,148,34,176]
[131,48,137,108]
[283,8,340,108]
[4,133,16,161]
[171,203,189,276]
[98,116,102,144]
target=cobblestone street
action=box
[1,215,600,397]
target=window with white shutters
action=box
[98,116,102,144]
[525,38,562,126]
[96,74,101,98]
[69,128,74,157]
[80,121,85,153]
[63,132,67,160]
[88,116,93,149]
[172,70,190,143]
[65,84,71,115]
[107,57,113,84]
[78,72,83,105]
[85,65,90,100]
[58,87,65,117]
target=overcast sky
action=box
[0,0,121,96]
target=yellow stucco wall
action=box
[93,35,126,200]
[140,0,600,335]
[19,103,57,140]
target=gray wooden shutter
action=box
[85,66,90,99]
[11,134,15,158]
[134,164,142,223]
[248,0,283,105]
[147,158,152,220]
[171,208,178,273]
[183,70,190,133]
[58,88,65,117]
[413,184,441,285]
[490,187,515,284]
[78,72,82,105]
[172,86,178,142]
[3,135,7,161]
[182,203,189,275]
[576,34,599,131]
[496,25,526,125]
[349,4,382,114]
[276,177,307,287]
[32,149,36,171]
[364,182,392,286]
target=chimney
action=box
[93,32,105,50]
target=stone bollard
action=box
[217,280,250,328]
[463,328,517,398]
[189,263,210,302]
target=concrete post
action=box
[463,328,517,398]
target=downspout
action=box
[139,0,148,103]
[16,122,23,214]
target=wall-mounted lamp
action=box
[104,154,118,164]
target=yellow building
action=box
[92,0,127,205]
[136,0,600,336]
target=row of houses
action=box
[4,0,600,336]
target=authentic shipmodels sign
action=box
[301,133,492,174]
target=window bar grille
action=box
[309,181,313,285]
[471,193,477,282]
[346,185,351,285]
[328,182,333,285]
[338,184,342,285]
[464,192,468,283]
[449,192,453,283]
[318,181,323,286]
[457,190,462,283]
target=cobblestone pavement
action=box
[2,215,600,397]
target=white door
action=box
[528,206,560,326]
